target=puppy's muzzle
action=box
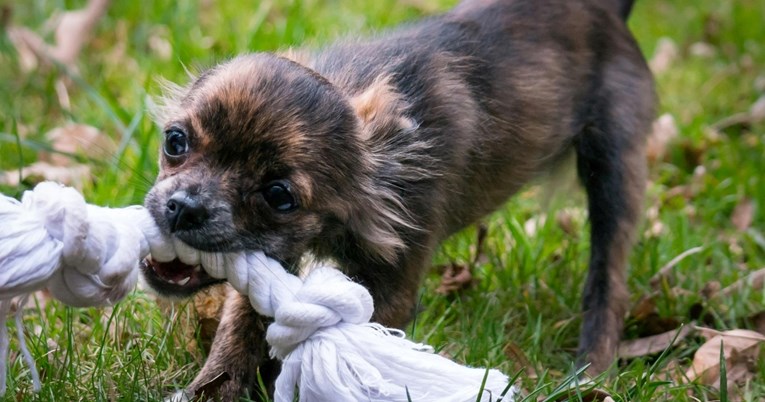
[165,190,209,232]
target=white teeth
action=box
[176,276,191,286]
[193,265,202,273]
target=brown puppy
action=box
[143,0,655,399]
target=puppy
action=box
[142,0,655,399]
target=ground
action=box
[0,0,764,401]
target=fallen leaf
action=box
[689,42,716,58]
[7,0,110,70]
[436,263,474,295]
[555,207,585,236]
[52,0,110,64]
[712,96,765,132]
[618,324,695,359]
[646,113,679,163]
[0,124,115,189]
[749,95,765,122]
[649,37,678,74]
[715,268,765,300]
[148,26,172,60]
[503,341,537,379]
[472,223,489,265]
[731,198,755,232]
[42,123,116,165]
[700,280,721,300]
[684,329,764,389]
[740,311,765,337]
[6,26,47,72]
[524,214,547,237]
[630,294,658,321]
[192,284,229,352]
[8,291,51,314]
[1,162,92,189]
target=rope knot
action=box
[266,267,374,359]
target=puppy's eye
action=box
[163,129,189,157]
[262,181,298,212]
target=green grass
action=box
[1,0,765,400]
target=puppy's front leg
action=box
[183,292,280,401]
[346,237,437,329]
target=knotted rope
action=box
[0,182,515,401]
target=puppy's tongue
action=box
[145,257,199,283]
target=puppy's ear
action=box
[345,77,428,262]
[349,76,417,141]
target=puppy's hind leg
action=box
[574,69,653,373]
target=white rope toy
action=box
[0,182,515,401]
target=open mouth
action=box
[140,257,224,297]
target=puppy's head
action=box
[143,54,414,296]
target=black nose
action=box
[165,191,209,232]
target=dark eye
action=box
[262,181,298,212]
[163,128,189,157]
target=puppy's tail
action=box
[611,0,636,20]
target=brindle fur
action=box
[146,0,654,399]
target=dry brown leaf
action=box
[700,280,721,300]
[712,96,765,132]
[731,198,755,232]
[555,207,585,236]
[630,293,658,321]
[646,113,679,163]
[649,37,678,74]
[751,95,765,121]
[503,341,537,379]
[715,268,765,300]
[523,214,546,237]
[1,162,92,189]
[51,0,110,65]
[473,223,489,265]
[43,124,116,164]
[689,42,716,58]
[148,26,172,60]
[6,26,47,72]
[745,311,765,335]
[0,124,115,189]
[618,324,695,359]
[6,0,109,71]
[436,263,474,295]
[684,329,764,388]
[192,284,229,352]
[8,290,51,314]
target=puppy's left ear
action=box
[345,77,424,262]
[349,76,418,142]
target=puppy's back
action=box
[300,0,653,233]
